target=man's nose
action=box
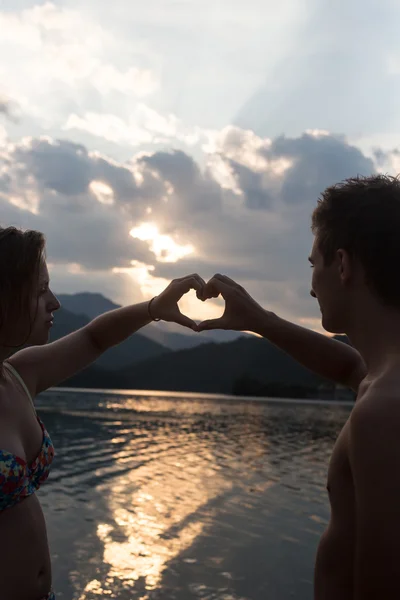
[310,289,316,298]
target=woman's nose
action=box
[49,291,61,311]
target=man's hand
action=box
[197,274,265,332]
[151,273,205,331]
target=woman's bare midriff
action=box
[0,494,52,599]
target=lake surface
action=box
[35,389,353,600]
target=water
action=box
[35,388,353,600]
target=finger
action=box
[174,310,198,331]
[213,273,244,290]
[196,317,228,332]
[174,274,206,300]
[177,276,203,297]
[203,277,232,300]
[191,274,207,300]
[175,273,205,286]
[175,273,200,281]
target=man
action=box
[197,174,400,600]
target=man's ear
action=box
[336,248,352,283]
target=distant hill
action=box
[50,306,169,370]
[115,337,328,394]
[61,335,354,399]
[57,292,249,350]
[53,293,355,400]
[57,293,120,320]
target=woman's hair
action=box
[311,174,400,307]
[0,226,46,346]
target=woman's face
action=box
[28,260,61,346]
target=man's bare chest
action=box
[327,417,356,526]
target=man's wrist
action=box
[249,307,277,336]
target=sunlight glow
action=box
[113,260,224,321]
[89,180,114,204]
[113,260,166,300]
[130,222,194,263]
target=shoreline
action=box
[43,386,355,408]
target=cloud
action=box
[64,105,215,150]
[0,137,153,273]
[0,125,384,328]
[0,3,159,129]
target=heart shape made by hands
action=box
[177,288,225,325]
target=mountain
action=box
[57,292,249,350]
[52,294,355,399]
[61,335,354,399]
[57,293,121,320]
[115,337,328,394]
[50,306,169,370]
[143,323,251,349]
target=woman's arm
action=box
[9,274,204,396]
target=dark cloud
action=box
[137,149,222,226]
[14,139,92,197]
[0,138,152,270]
[0,128,382,323]
[268,133,375,205]
[227,159,272,209]
[94,156,139,203]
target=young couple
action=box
[0,173,398,600]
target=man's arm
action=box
[255,312,366,393]
[349,395,400,599]
[198,274,366,393]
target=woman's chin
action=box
[28,330,51,347]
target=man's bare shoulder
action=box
[355,368,400,410]
[349,369,400,458]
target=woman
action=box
[0,226,205,600]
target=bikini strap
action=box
[3,362,35,409]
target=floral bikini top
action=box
[0,362,55,511]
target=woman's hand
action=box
[197,274,265,332]
[150,274,205,331]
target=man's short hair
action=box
[311,174,400,307]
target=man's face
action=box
[309,238,348,334]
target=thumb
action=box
[197,317,226,332]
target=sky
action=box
[1,0,400,332]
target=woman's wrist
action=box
[147,297,161,321]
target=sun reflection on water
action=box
[77,426,231,598]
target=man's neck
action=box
[347,308,400,379]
